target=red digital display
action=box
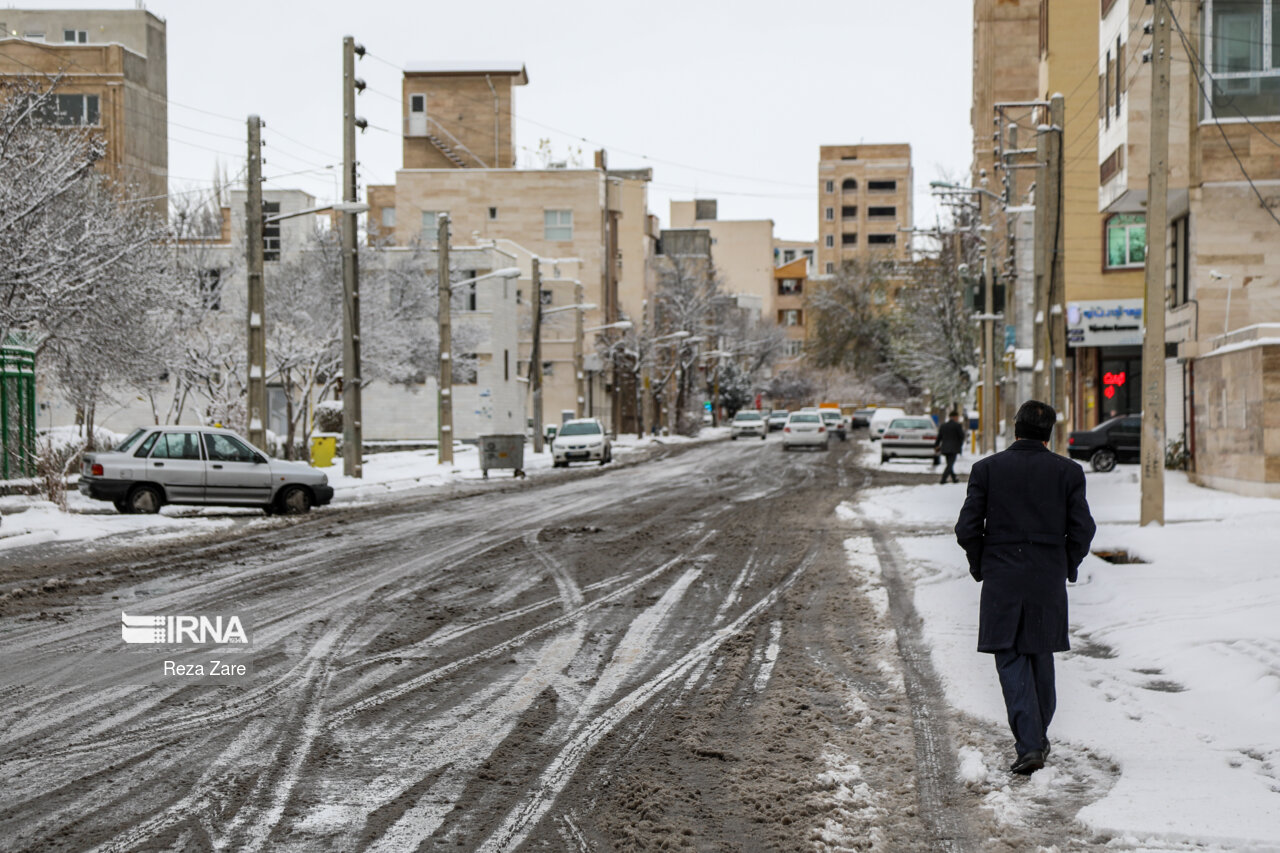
[1102,371,1126,400]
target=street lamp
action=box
[437,264,521,466]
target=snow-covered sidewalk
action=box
[849,449,1280,850]
[0,429,729,554]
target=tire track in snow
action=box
[475,541,822,852]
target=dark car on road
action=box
[1067,415,1141,472]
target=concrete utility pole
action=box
[530,258,544,453]
[1031,96,1064,432]
[1141,2,1172,526]
[340,35,364,477]
[437,214,453,465]
[574,281,586,418]
[245,114,267,451]
[980,196,997,456]
[1048,95,1067,455]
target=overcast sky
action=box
[15,0,973,240]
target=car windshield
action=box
[889,418,934,430]
[820,411,840,421]
[734,412,762,421]
[559,422,601,436]
[113,428,146,453]
[769,411,788,418]
[790,414,820,423]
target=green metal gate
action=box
[1,345,36,479]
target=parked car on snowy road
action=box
[79,426,333,515]
[767,410,790,431]
[1068,415,1141,472]
[551,418,612,467]
[781,411,829,451]
[868,407,907,441]
[879,417,939,463]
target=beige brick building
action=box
[816,144,913,273]
[0,8,167,206]
[367,63,655,433]
[670,199,775,318]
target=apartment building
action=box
[0,8,167,206]
[816,144,913,274]
[971,0,1041,188]
[773,238,816,274]
[669,199,776,319]
[367,63,654,433]
[773,257,809,364]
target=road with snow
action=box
[0,437,1112,851]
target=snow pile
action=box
[956,745,988,786]
[854,462,1280,850]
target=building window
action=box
[262,201,281,261]
[540,289,553,306]
[841,233,858,246]
[779,309,803,326]
[544,209,573,241]
[453,354,478,385]
[459,278,478,311]
[1170,215,1190,306]
[824,180,834,193]
[841,178,857,191]
[1202,0,1280,119]
[33,93,100,126]
[824,234,834,248]
[1106,213,1146,268]
[381,207,396,229]
[21,31,46,42]
[841,205,858,219]
[867,180,897,192]
[199,268,222,311]
[825,262,834,274]
[783,340,803,357]
[63,29,87,43]
[867,206,896,219]
[824,207,834,221]
[488,206,498,220]
[422,210,447,236]
[867,233,896,246]
[778,278,802,295]
[783,249,795,263]
[542,361,554,377]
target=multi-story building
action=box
[773,238,816,274]
[971,0,1041,189]
[816,144,913,274]
[669,199,776,319]
[773,257,809,364]
[367,62,653,433]
[0,8,167,206]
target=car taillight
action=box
[784,426,790,433]
[91,463,104,476]
[924,434,936,441]
[884,433,898,440]
[818,426,825,433]
[1069,437,1075,445]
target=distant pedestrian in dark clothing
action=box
[953,400,1096,775]
[935,412,965,484]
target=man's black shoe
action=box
[1042,742,1051,759]
[1010,750,1045,775]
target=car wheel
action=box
[113,499,132,514]
[760,433,766,440]
[880,454,888,464]
[732,435,738,440]
[127,485,163,515]
[1090,447,1118,473]
[277,485,313,515]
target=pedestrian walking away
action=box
[935,410,965,484]
[953,400,1096,775]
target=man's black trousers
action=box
[940,453,959,483]
[993,648,1056,756]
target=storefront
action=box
[1067,299,1143,428]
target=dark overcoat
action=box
[954,440,1096,654]
[936,420,966,455]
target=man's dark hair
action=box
[1014,400,1056,442]
[948,411,960,419]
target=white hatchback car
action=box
[781,411,829,450]
[730,410,768,440]
[551,418,612,467]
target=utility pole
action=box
[1141,2,1172,526]
[340,35,365,477]
[437,214,453,465]
[574,281,586,418]
[1048,94,1067,455]
[245,114,267,452]
[980,196,997,455]
[530,258,544,453]
[1031,96,1064,420]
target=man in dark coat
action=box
[935,411,966,484]
[954,400,1096,775]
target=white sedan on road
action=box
[879,417,939,463]
[730,410,768,440]
[781,411,829,451]
[551,418,612,467]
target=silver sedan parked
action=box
[879,417,939,463]
[79,426,334,514]
[551,418,612,467]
